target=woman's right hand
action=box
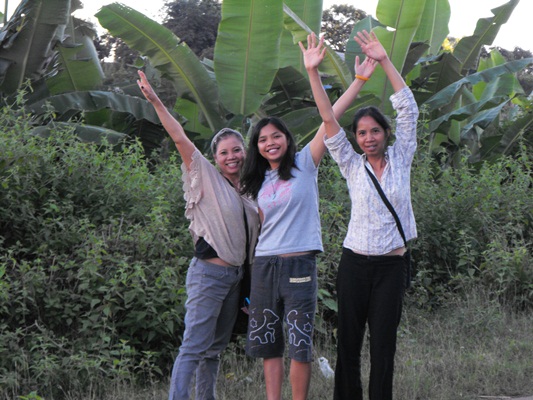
[137,70,161,105]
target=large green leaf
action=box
[423,58,533,111]
[45,17,104,94]
[413,0,450,56]
[283,4,352,91]
[96,3,225,132]
[26,90,164,124]
[345,16,383,77]
[411,52,462,107]
[279,0,323,73]
[453,0,519,72]
[174,98,213,140]
[46,43,103,94]
[214,0,283,116]
[493,111,533,156]
[260,66,312,117]
[473,49,524,103]
[0,0,71,94]
[284,94,380,145]
[346,0,426,111]
[31,122,127,144]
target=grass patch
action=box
[20,288,531,400]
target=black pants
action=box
[333,248,407,400]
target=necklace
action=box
[267,170,278,199]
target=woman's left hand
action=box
[299,32,326,71]
[355,56,378,80]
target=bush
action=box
[410,143,532,308]
[0,108,192,396]
[1,101,531,397]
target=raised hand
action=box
[299,32,327,71]
[137,70,161,105]
[354,30,387,62]
[355,55,377,80]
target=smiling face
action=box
[354,115,390,158]
[213,135,245,180]
[257,123,289,170]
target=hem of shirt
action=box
[254,247,323,258]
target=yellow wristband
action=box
[355,74,369,81]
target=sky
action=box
[2,0,532,51]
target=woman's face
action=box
[213,135,245,179]
[257,123,289,170]
[354,115,388,158]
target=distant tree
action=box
[163,0,221,60]
[95,33,139,66]
[321,4,367,53]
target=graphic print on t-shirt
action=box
[259,179,292,210]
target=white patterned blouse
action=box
[324,87,419,255]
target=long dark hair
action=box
[352,106,392,145]
[240,116,297,200]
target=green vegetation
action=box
[1,95,531,398]
[1,0,532,398]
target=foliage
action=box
[409,140,532,309]
[162,0,221,60]
[0,103,190,397]
[0,0,102,97]
[2,0,531,168]
[491,45,533,95]
[1,83,532,397]
[1,0,533,396]
[321,4,367,53]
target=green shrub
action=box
[0,107,192,396]
[1,99,531,397]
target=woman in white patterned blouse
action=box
[302,31,419,400]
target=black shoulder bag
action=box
[365,166,412,289]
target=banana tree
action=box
[0,0,103,96]
[0,0,171,153]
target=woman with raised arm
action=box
[238,35,376,400]
[137,71,260,400]
[304,30,419,400]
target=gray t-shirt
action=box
[255,144,323,256]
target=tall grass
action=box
[44,289,532,400]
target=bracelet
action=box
[355,74,369,81]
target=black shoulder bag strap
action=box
[364,166,407,246]
[365,165,411,288]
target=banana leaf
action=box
[423,58,533,111]
[345,16,383,77]
[45,16,104,95]
[96,3,225,132]
[283,4,352,91]
[0,0,71,94]
[491,111,533,156]
[473,49,524,103]
[26,90,165,124]
[30,122,127,144]
[279,0,323,74]
[46,43,103,94]
[453,0,519,72]
[261,66,313,117]
[284,94,380,145]
[413,0,450,56]
[214,0,283,116]
[346,0,426,112]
